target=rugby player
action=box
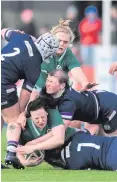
[1,28,59,127]
[18,19,97,131]
[44,129,117,171]
[14,103,117,171]
[39,69,117,136]
[5,98,65,169]
[29,19,97,102]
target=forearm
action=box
[71,67,89,86]
[33,136,64,151]
[27,131,53,145]
[29,90,40,102]
[1,28,10,39]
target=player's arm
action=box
[71,67,89,87]
[26,131,53,145]
[109,61,117,75]
[29,62,48,102]
[58,99,82,129]
[58,99,78,128]
[1,28,24,41]
[17,152,43,167]
[67,51,98,91]
[33,124,65,150]
[15,110,65,153]
[15,124,65,154]
[69,62,98,91]
[1,28,8,39]
[67,50,89,86]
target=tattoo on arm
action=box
[8,125,16,132]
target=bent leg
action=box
[5,122,24,169]
[2,102,20,123]
[19,88,31,112]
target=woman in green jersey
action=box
[29,19,97,102]
[5,98,65,168]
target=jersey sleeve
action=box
[59,99,76,120]
[66,49,81,70]
[48,109,64,128]
[34,62,49,91]
[23,53,42,92]
[4,29,21,42]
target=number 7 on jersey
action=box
[77,143,100,151]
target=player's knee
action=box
[7,122,20,128]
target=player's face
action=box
[55,32,70,55]
[30,108,48,129]
[46,75,63,95]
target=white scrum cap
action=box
[35,32,59,60]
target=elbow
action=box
[57,138,65,146]
[1,28,8,39]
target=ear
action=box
[60,83,66,90]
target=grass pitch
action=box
[1,128,117,182]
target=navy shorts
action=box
[1,80,33,110]
[1,84,18,110]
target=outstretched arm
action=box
[71,67,98,91]
[15,124,65,154]
[26,131,53,145]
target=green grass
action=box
[1,128,117,182]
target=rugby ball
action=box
[26,150,45,165]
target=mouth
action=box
[38,123,45,128]
[46,87,51,90]
[58,47,63,51]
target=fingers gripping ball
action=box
[26,150,45,166]
[36,32,59,60]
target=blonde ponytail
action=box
[51,19,75,43]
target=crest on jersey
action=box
[56,65,62,70]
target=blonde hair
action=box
[51,19,75,43]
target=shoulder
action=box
[48,108,61,117]
[65,48,73,57]
[59,90,76,110]
[65,48,80,64]
[47,108,64,126]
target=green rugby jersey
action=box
[35,48,81,91]
[21,109,64,143]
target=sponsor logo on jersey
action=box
[56,65,62,70]
[103,124,111,131]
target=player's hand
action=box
[26,152,44,167]
[17,152,43,167]
[109,62,117,75]
[17,112,26,130]
[25,156,43,167]
[80,82,99,92]
[15,145,35,154]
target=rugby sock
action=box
[7,141,18,152]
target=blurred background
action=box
[1,0,117,93]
